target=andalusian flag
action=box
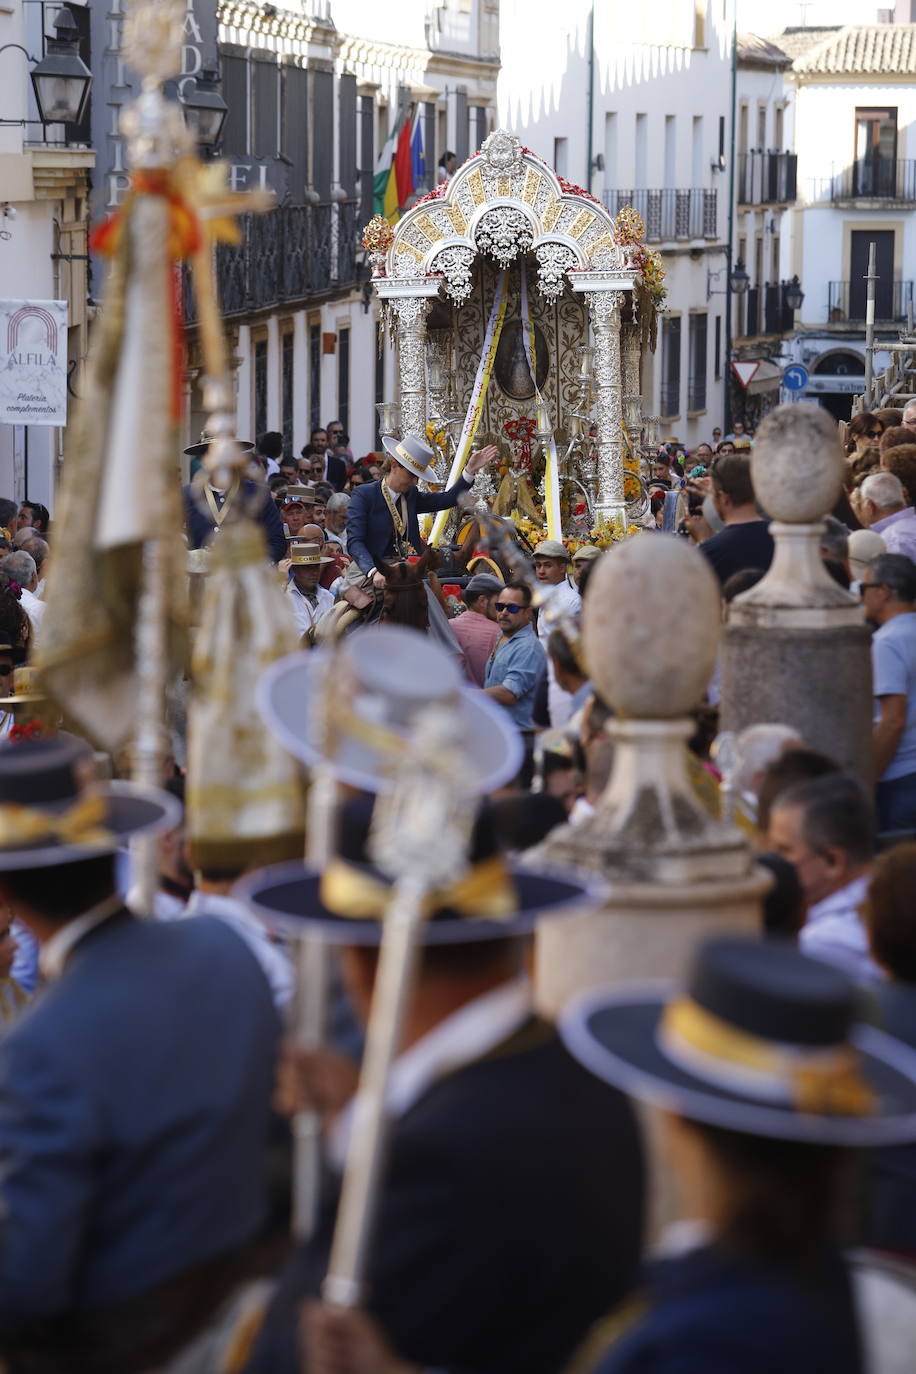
[373,105,409,223]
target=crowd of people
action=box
[5,401,916,1374]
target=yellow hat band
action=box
[395,442,432,471]
[320,853,516,924]
[659,996,875,1118]
[0,793,113,851]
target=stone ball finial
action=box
[582,536,721,718]
[750,404,843,523]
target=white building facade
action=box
[0,1,93,509]
[779,23,916,420]
[729,34,797,428]
[499,0,734,446]
[207,0,500,464]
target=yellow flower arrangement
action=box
[425,421,448,455]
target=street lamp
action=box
[728,258,750,296]
[180,69,228,151]
[784,275,805,312]
[29,7,92,127]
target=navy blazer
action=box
[183,480,287,562]
[591,1245,863,1374]
[0,912,280,1328]
[247,1020,644,1374]
[347,475,471,574]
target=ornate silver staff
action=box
[291,649,340,1240]
[321,703,477,1308]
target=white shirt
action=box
[20,586,45,635]
[286,580,334,638]
[328,978,532,1172]
[184,890,294,1011]
[799,874,882,983]
[537,577,581,728]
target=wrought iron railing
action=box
[183,201,360,322]
[737,152,797,206]
[738,282,797,338]
[830,159,916,202]
[828,279,915,323]
[602,188,717,242]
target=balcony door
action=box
[850,230,894,320]
[854,108,897,197]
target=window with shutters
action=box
[284,64,308,203]
[338,327,350,435]
[358,95,375,224]
[253,55,279,161]
[375,320,385,447]
[688,313,707,412]
[338,75,357,198]
[253,333,268,440]
[660,316,681,417]
[221,54,249,158]
[282,327,294,457]
[312,70,333,199]
[309,322,321,431]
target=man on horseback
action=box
[346,435,498,587]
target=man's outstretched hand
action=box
[465,444,500,478]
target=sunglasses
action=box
[859,582,882,597]
[495,602,524,614]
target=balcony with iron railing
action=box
[805,160,916,206]
[827,280,915,324]
[184,202,359,322]
[738,282,796,339]
[602,188,718,242]
[737,151,797,206]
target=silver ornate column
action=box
[586,289,626,527]
[622,321,641,404]
[388,292,431,441]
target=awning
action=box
[746,359,784,395]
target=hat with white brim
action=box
[381,434,440,483]
[257,624,522,793]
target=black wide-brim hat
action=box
[561,938,916,1147]
[235,793,599,944]
[0,736,181,871]
[235,858,596,945]
[183,437,255,458]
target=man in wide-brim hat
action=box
[557,936,916,1374]
[0,734,282,1369]
[242,625,645,1374]
[182,430,287,562]
[347,433,499,588]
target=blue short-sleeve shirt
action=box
[873,611,916,781]
[484,623,546,730]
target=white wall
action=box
[498,0,734,443]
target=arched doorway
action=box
[811,350,865,423]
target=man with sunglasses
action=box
[863,553,916,831]
[484,583,546,782]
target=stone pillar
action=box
[621,320,641,404]
[533,534,769,1016]
[585,289,627,527]
[719,404,873,780]
[389,294,431,440]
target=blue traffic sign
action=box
[784,364,809,392]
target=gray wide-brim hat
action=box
[258,625,522,793]
[381,434,440,483]
[0,736,181,871]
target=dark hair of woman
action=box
[0,569,31,651]
[847,411,883,442]
[688,1119,850,1269]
